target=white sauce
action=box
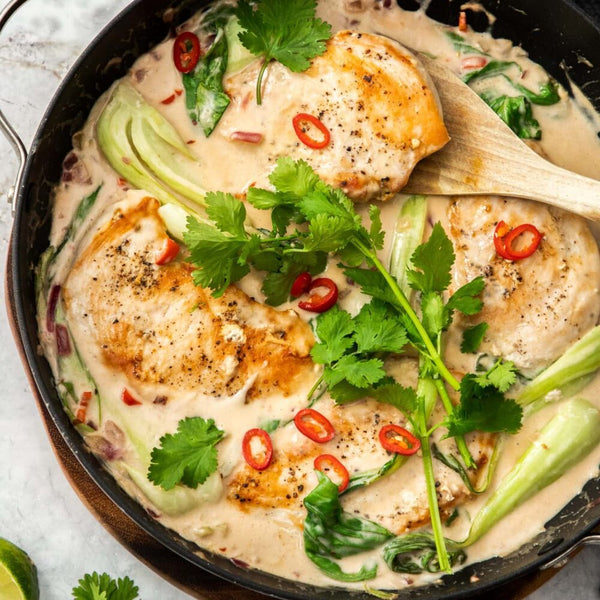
[39,0,600,592]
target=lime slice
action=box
[0,538,39,600]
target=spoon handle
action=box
[404,55,600,221]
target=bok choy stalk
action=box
[97,82,206,209]
[517,326,600,408]
[458,397,600,547]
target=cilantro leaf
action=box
[474,359,518,393]
[461,322,489,353]
[148,417,224,490]
[343,268,401,308]
[370,382,418,416]
[311,306,355,364]
[352,300,408,354]
[235,0,331,104]
[205,191,247,238]
[407,222,454,294]
[445,374,522,436]
[269,156,322,196]
[72,572,139,600]
[368,204,385,250]
[324,355,386,389]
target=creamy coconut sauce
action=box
[39,0,600,592]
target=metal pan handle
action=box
[0,0,31,216]
[542,533,600,570]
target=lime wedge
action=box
[0,538,39,600]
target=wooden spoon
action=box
[403,54,600,221]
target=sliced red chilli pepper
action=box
[173,31,201,73]
[122,388,142,406]
[242,428,273,471]
[379,424,421,455]
[161,94,176,105]
[494,220,543,261]
[292,112,331,149]
[75,391,93,424]
[503,223,544,259]
[294,408,335,443]
[290,272,312,298]
[298,277,338,313]
[46,284,61,333]
[314,454,349,493]
[155,237,180,265]
[55,324,71,357]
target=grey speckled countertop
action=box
[0,0,599,598]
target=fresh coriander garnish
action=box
[234,0,332,104]
[148,417,224,490]
[72,572,139,600]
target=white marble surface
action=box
[0,1,599,599]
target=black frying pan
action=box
[3,0,600,598]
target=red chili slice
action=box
[242,428,273,471]
[292,113,331,149]
[494,220,543,261]
[314,454,349,493]
[379,424,421,455]
[458,10,468,32]
[122,388,142,406]
[503,223,544,259]
[173,31,201,73]
[298,277,338,313]
[294,408,335,443]
[161,94,176,105]
[155,237,180,265]
[290,272,312,298]
[75,391,93,424]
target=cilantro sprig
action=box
[234,0,331,104]
[183,157,523,577]
[72,572,138,600]
[148,417,224,490]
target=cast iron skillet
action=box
[3,0,600,598]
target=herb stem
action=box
[255,58,270,105]
[352,239,461,392]
[434,379,476,469]
[417,401,452,573]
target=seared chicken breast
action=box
[447,196,600,373]
[62,195,316,401]
[218,30,449,201]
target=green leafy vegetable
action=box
[303,472,394,581]
[459,397,600,547]
[235,0,331,104]
[517,325,600,407]
[182,27,230,136]
[461,322,489,353]
[97,81,207,208]
[445,31,485,56]
[72,572,138,600]
[444,372,522,437]
[148,417,225,490]
[480,92,542,140]
[462,59,520,84]
[55,186,101,256]
[382,532,466,574]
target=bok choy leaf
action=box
[459,397,600,547]
[303,472,394,581]
[517,326,600,407]
[97,82,206,209]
